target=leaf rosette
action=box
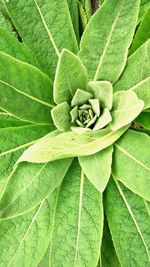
[51,49,144,134]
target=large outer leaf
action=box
[138,0,150,23]
[100,219,121,267]
[3,0,78,79]
[113,130,150,201]
[0,112,29,128]
[105,179,150,267]
[114,40,150,109]
[0,52,54,123]
[129,8,150,55]
[79,146,113,192]
[78,0,140,83]
[18,126,128,163]
[0,192,57,267]
[66,0,79,41]
[135,112,150,131]
[48,159,103,267]
[0,158,72,219]
[0,27,37,66]
[54,49,88,104]
[0,124,53,198]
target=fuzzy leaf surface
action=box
[0,52,54,123]
[3,0,78,79]
[114,40,150,109]
[113,130,150,201]
[129,8,150,55]
[79,0,140,83]
[0,124,52,198]
[0,192,57,267]
[79,146,113,192]
[105,179,150,267]
[48,159,103,267]
[18,127,128,163]
[54,49,88,104]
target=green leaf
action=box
[112,129,150,201]
[0,27,37,66]
[135,112,150,131]
[114,40,150,109]
[67,0,79,41]
[0,112,30,128]
[51,102,71,131]
[0,158,72,219]
[94,108,112,131]
[80,0,92,20]
[109,91,144,130]
[129,8,150,55]
[48,159,103,267]
[138,0,150,23]
[0,11,12,32]
[88,81,113,110]
[3,0,78,79]
[105,178,150,267]
[71,89,93,107]
[78,0,140,83]
[0,191,57,267]
[18,126,128,163]
[0,52,54,123]
[39,247,49,267]
[100,218,121,267]
[79,146,113,192]
[0,124,53,198]
[54,49,88,104]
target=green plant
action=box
[0,0,149,267]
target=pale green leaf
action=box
[18,126,128,163]
[54,49,88,104]
[51,102,71,131]
[78,0,140,83]
[88,81,113,110]
[129,8,150,55]
[3,0,78,79]
[39,247,49,267]
[0,191,57,267]
[0,27,37,66]
[100,219,121,267]
[71,89,93,107]
[80,0,92,20]
[0,52,54,123]
[114,39,150,109]
[105,178,150,267]
[135,112,150,131]
[109,91,144,130]
[93,108,112,131]
[48,159,103,267]
[0,11,12,32]
[113,129,150,201]
[79,146,113,192]
[0,124,53,198]
[0,158,72,219]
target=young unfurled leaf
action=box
[105,179,150,267]
[114,39,150,109]
[54,49,88,104]
[79,146,113,192]
[109,90,144,130]
[51,102,71,131]
[88,81,113,109]
[135,112,150,131]
[113,130,150,201]
[18,127,128,163]
[79,0,140,83]
[48,159,103,267]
